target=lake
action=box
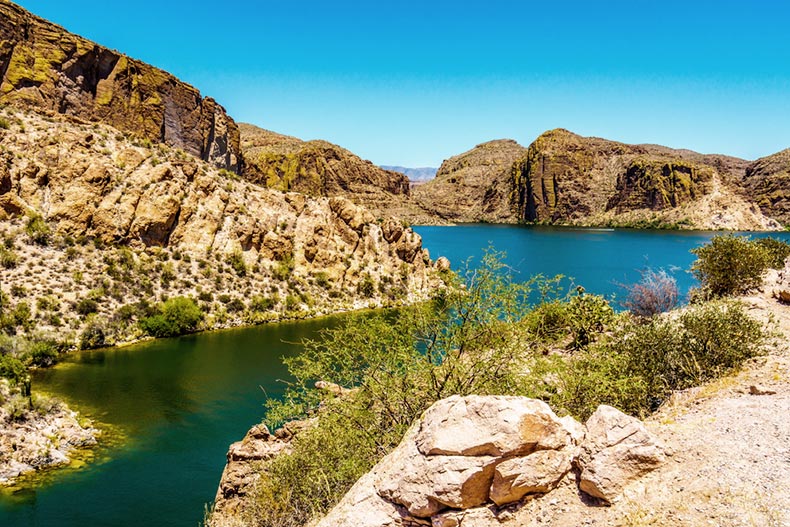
[2,225,787,526]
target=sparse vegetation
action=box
[620,268,679,318]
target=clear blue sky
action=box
[12,0,790,166]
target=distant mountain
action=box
[380,166,438,182]
[412,131,787,230]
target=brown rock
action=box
[0,1,240,171]
[413,139,527,223]
[577,405,666,502]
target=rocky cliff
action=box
[413,129,782,229]
[239,123,436,223]
[741,149,790,225]
[0,106,441,348]
[412,139,527,223]
[0,0,240,171]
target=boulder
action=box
[489,449,573,506]
[577,405,666,502]
[415,395,574,457]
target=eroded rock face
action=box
[238,123,429,221]
[512,129,779,229]
[212,424,291,520]
[0,0,240,171]
[413,139,527,223]
[413,129,783,229]
[0,109,440,348]
[577,405,666,502]
[742,148,790,225]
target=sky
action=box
[11,0,790,167]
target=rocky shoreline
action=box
[0,380,98,486]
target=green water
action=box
[3,225,789,526]
[1,317,340,527]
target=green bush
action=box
[272,256,294,281]
[139,297,203,337]
[0,246,18,269]
[227,250,247,277]
[0,354,25,384]
[754,237,790,269]
[690,234,771,297]
[25,213,51,246]
[554,299,769,419]
[26,340,59,367]
[249,294,278,312]
[251,252,548,527]
[75,297,99,316]
[566,287,614,349]
[357,274,376,298]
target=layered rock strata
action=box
[239,124,435,223]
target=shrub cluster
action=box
[691,234,790,298]
[139,297,203,337]
[237,249,772,527]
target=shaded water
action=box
[1,317,340,527]
[3,225,788,526]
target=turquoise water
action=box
[2,226,788,527]
[415,225,790,302]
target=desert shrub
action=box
[690,234,770,297]
[357,274,376,298]
[0,354,25,384]
[27,340,59,367]
[565,287,615,349]
[139,296,203,337]
[226,297,245,313]
[250,252,549,527]
[80,317,107,349]
[25,213,51,246]
[272,255,294,281]
[313,272,330,289]
[249,294,277,312]
[4,302,32,332]
[284,294,301,311]
[620,268,679,318]
[75,297,99,316]
[227,250,247,277]
[754,236,790,269]
[522,299,569,342]
[555,299,769,419]
[0,246,17,269]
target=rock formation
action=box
[741,148,790,225]
[0,107,441,348]
[0,0,240,171]
[311,395,663,527]
[0,379,98,484]
[413,130,786,229]
[413,139,527,223]
[209,395,664,527]
[239,123,435,223]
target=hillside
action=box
[239,123,439,223]
[413,139,527,223]
[0,0,239,171]
[413,130,785,229]
[0,107,440,347]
